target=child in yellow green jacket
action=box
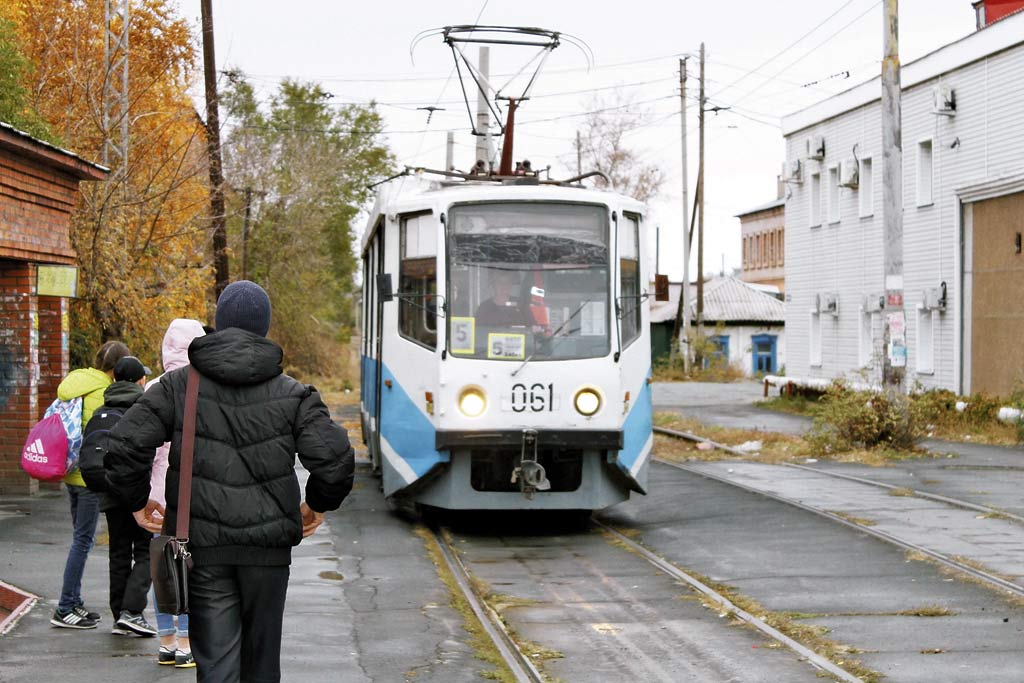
[50,340,130,629]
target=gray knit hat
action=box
[215,280,272,337]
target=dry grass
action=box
[887,487,916,497]
[414,527,517,683]
[827,510,878,527]
[653,413,811,464]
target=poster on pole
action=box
[886,311,907,368]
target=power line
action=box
[728,0,881,109]
[708,0,866,100]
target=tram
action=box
[359,167,653,510]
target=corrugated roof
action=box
[734,197,785,217]
[649,277,784,324]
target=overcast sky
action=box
[178,0,977,281]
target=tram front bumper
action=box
[435,429,623,450]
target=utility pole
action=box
[670,57,690,369]
[695,43,707,366]
[445,131,454,171]
[102,0,129,173]
[202,0,229,298]
[475,46,492,169]
[881,0,905,389]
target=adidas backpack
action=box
[20,397,84,482]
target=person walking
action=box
[50,340,129,629]
[104,281,355,682]
[146,318,206,668]
[80,356,158,637]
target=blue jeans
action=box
[154,595,189,637]
[58,485,100,611]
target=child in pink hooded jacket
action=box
[145,318,205,668]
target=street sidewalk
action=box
[0,477,350,682]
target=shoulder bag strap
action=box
[176,366,201,540]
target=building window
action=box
[917,140,933,206]
[705,334,730,369]
[778,229,784,265]
[858,307,876,367]
[859,158,873,217]
[827,165,840,223]
[810,172,821,227]
[810,310,822,366]
[916,306,935,374]
[399,212,437,349]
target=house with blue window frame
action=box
[649,276,786,376]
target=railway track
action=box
[429,526,546,683]
[430,521,862,683]
[653,425,1024,600]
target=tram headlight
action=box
[573,387,602,417]
[457,386,487,418]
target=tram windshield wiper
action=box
[511,300,591,377]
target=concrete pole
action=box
[475,46,491,170]
[696,44,706,357]
[881,0,905,389]
[445,131,454,171]
[680,57,691,371]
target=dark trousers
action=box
[105,506,152,619]
[189,564,290,683]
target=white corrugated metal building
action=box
[781,10,1024,396]
[650,277,785,375]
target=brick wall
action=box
[0,260,39,495]
[0,154,78,264]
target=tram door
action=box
[365,218,385,472]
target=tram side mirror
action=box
[377,273,394,302]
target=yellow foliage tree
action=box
[2,0,211,370]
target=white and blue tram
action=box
[359,171,653,510]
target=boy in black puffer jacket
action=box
[103,281,354,683]
[79,356,158,637]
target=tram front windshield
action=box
[447,202,610,362]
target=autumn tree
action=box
[574,93,666,203]
[0,17,55,143]
[221,73,394,377]
[2,0,210,369]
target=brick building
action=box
[737,197,785,293]
[0,122,106,495]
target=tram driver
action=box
[475,269,531,327]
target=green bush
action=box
[808,384,920,452]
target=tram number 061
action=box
[511,383,554,413]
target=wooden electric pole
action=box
[881,0,905,389]
[695,43,706,366]
[202,0,229,298]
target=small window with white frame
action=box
[809,172,822,227]
[858,157,873,217]
[917,140,933,206]
[827,165,840,223]
[809,310,822,366]
[399,212,438,349]
[916,306,935,374]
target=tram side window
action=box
[619,213,641,347]
[399,213,437,349]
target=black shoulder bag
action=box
[150,366,200,615]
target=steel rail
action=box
[430,527,546,683]
[652,427,1024,598]
[654,426,1024,524]
[593,520,864,683]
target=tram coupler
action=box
[511,428,550,499]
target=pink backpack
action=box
[21,397,84,482]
